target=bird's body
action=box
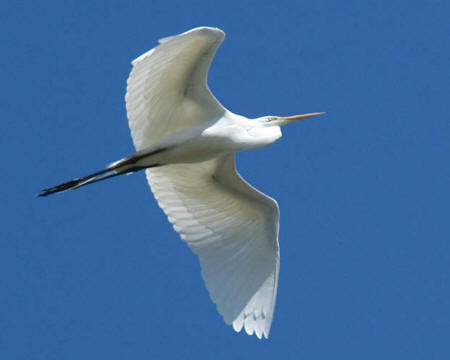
[40,26,323,339]
[116,112,282,170]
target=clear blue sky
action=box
[2,0,449,359]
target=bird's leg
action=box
[37,147,169,197]
[108,146,170,172]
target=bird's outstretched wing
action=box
[147,154,280,339]
[126,27,226,151]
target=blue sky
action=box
[2,0,449,358]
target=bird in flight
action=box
[39,27,323,339]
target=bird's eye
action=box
[268,116,278,121]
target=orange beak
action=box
[280,112,325,122]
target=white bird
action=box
[39,27,323,339]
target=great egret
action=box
[39,26,323,339]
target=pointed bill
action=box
[280,112,325,122]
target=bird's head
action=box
[258,112,325,126]
[248,112,325,146]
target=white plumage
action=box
[127,27,279,338]
[147,155,279,339]
[40,26,323,339]
[126,27,226,150]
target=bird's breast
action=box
[149,122,282,166]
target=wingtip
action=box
[231,313,271,340]
[186,26,225,36]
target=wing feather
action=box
[125,27,226,150]
[146,154,280,338]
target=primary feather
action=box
[126,27,226,151]
[147,155,279,338]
